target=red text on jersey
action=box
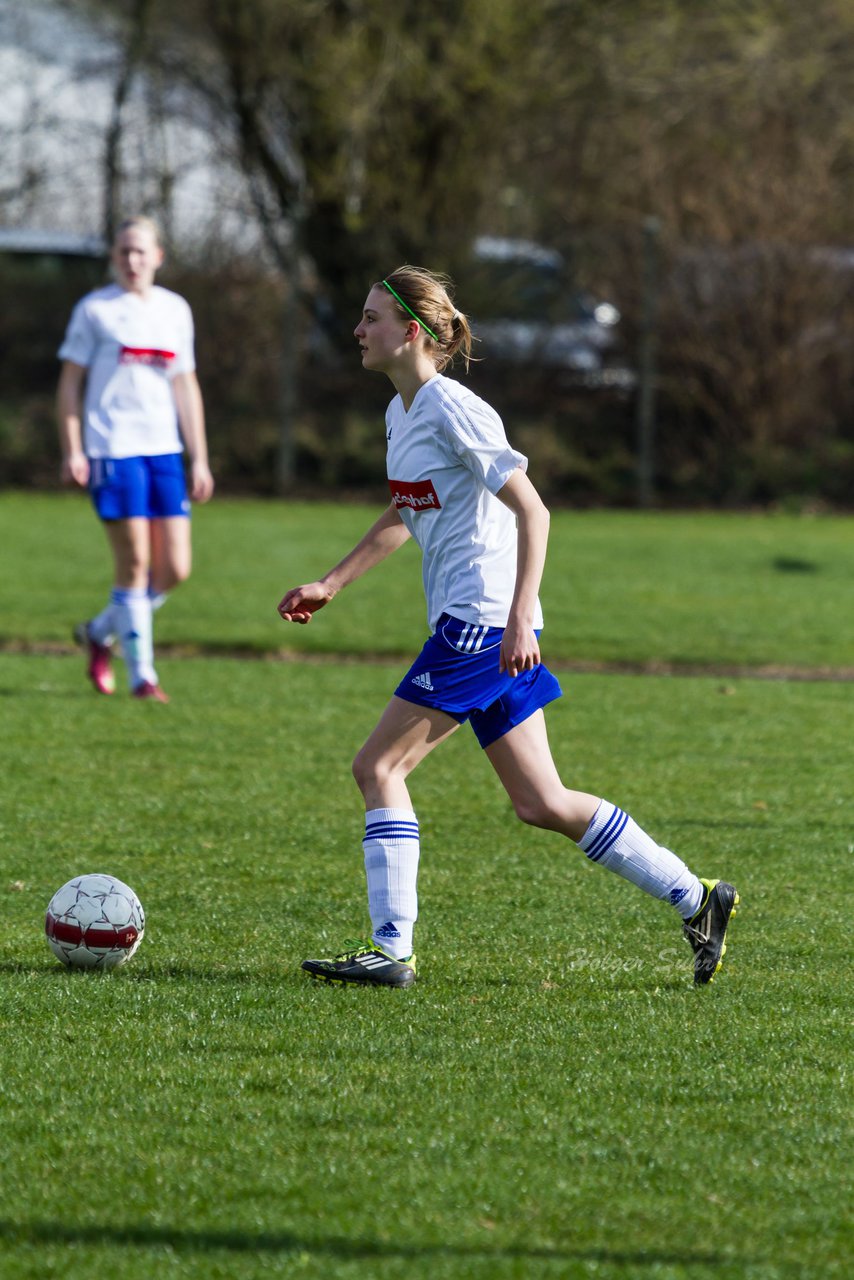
[389,478,442,511]
[119,347,176,369]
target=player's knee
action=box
[352,747,405,798]
[120,542,150,583]
[351,748,379,796]
[512,794,563,831]
[168,554,192,587]
[152,559,190,592]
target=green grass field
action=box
[2,491,853,670]
[0,494,851,1279]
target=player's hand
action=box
[277,581,334,624]
[61,451,90,488]
[189,461,215,504]
[499,619,540,677]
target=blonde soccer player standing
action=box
[57,216,214,702]
[278,265,738,986]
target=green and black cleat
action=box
[301,940,416,988]
[683,879,740,985]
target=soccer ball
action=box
[45,873,145,970]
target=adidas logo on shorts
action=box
[412,672,434,692]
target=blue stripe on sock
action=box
[365,820,420,834]
[587,812,628,862]
[364,821,420,843]
[587,805,625,852]
[587,809,628,861]
[584,807,628,862]
[582,806,621,858]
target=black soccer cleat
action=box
[683,879,740,985]
[301,940,417,988]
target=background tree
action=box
[3,0,853,503]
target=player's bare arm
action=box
[495,467,550,676]
[278,502,411,623]
[57,360,89,487]
[173,371,214,503]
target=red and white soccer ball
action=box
[45,873,145,970]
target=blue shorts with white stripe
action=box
[88,454,190,521]
[394,613,562,749]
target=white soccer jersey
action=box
[58,283,196,459]
[386,374,544,631]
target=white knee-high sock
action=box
[363,808,420,959]
[88,600,117,646]
[578,799,703,919]
[89,586,165,652]
[111,587,156,690]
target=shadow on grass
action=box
[772,557,819,574]
[0,685,89,700]
[0,1218,748,1268]
[0,961,302,986]
[466,973,691,995]
[127,964,311,986]
[0,959,703,995]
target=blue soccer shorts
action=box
[394,613,563,749]
[88,454,190,521]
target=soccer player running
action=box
[57,216,214,702]
[278,266,738,987]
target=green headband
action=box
[381,279,439,342]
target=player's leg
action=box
[106,514,152,590]
[149,515,192,599]
[76,459,134,693]
[302,697,460,986]
[76,514,153,693]
[103,517,162,696]
[75,506,120,694]
[77,457,164,699]
[484,708,600,838]
[485,709,702,904]
[355,696,459,956]
[148,454,192,611]
[353,694,461,810]
[115,456,190,699]
[485,710,738,982]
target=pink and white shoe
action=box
[132,681,170,704]
[73,622,115,695]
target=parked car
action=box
[464,236,635,389]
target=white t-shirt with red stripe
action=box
[58,283,195,459]
[386,373,543,632]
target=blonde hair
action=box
[114,215,163,247]
[379,265,474,372]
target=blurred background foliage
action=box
[1,0,853,506]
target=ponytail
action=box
[380,265,474,372]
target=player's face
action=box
[354,286,410,373]
[112,228,164,294]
